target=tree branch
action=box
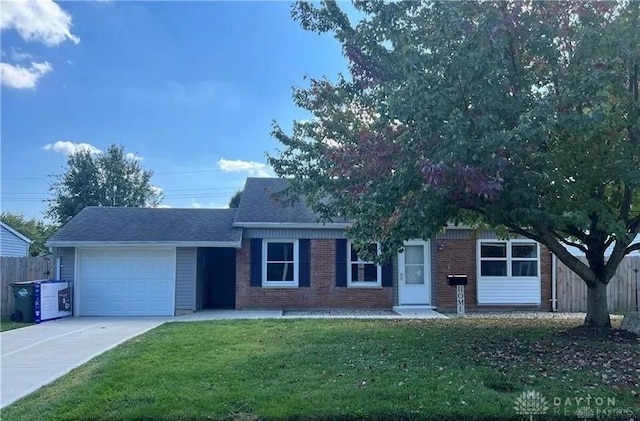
[535,225,597,286]
[505,224,543,243]
[604,236,631,281]
[564,224,588,242]
[553,231,587,253]
[625,242,640,255]
[604,236,616,250]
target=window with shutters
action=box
[347,241,382,287]
[262,240,299,287]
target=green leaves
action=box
[0,212,56,256]
[271,1,640,276]
[47,144,162,225]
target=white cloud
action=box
[156,204,171,209]
[190,199,228,209]
[0,0,80,46]
[125,152,143,161]
[43,140,101,155]
[0,61,52,89]
[43,141,145,161]
[10,47,32,61]
[217,158,274,177]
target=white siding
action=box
[477,278,541,305]
[175,248,197,312]
[244,228,346,239]
[0,225,29,257]
[58,247,75,282]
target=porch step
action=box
[393,306,448,319]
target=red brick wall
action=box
[236,239,393,309]
[435,239,553,311]
[435,239,478,309]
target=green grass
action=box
[4,318,639,420]
[0,317,32,332]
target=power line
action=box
[2,168,235,180]
[2,187,240,195]
[3,193,237,202]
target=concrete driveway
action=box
[0,317,166,408]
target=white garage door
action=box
[77,248,175,316]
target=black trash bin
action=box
[10,282,36,323]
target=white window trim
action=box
[477,239,540,279]
[347,241,382,288]
[262,239,299,288]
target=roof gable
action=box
[233,178,347,227]
[0,222,32,244]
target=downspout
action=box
[551,253,558,312]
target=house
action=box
[1,222,32,257]
[46,178,552,316]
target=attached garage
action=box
[77,248,176,316]
[47,207,243,317]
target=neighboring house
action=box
[46,178,552,317]
[0,222,32,257]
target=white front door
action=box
[398,240,431,305]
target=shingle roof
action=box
[47,207,242,245]
[233,178,346,225]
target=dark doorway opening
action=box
[198,248,236,309]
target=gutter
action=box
[232,222,350,229]
[232,221,474,230]
[551,253,558,312]
[45,240,243,249]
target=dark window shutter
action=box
[381,259,393,287]
[250,239,262,287]
[299,239,311,287]
[335,239,347,287]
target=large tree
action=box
[269,1,640,328]
[229,190,243,208]
[47,144,162,224]
[0,212,57,256]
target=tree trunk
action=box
[584,281,611,328]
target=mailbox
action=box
[447,275,468,286]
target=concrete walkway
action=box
[173,310,283,321]
[1,317,166,408]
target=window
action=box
[263,240,299,287]
[479,240,539,278]
[511,243,538,277]
[347,242,381,287]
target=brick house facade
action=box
[49,178,554,316]
[236,234,553,311]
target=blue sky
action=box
[1,1,352,219]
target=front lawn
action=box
[4,318,639,420]
[0,317,32,332]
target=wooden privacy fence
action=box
[0,256,56,318]
[557,256,640,313]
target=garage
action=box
[76,248,176,316]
